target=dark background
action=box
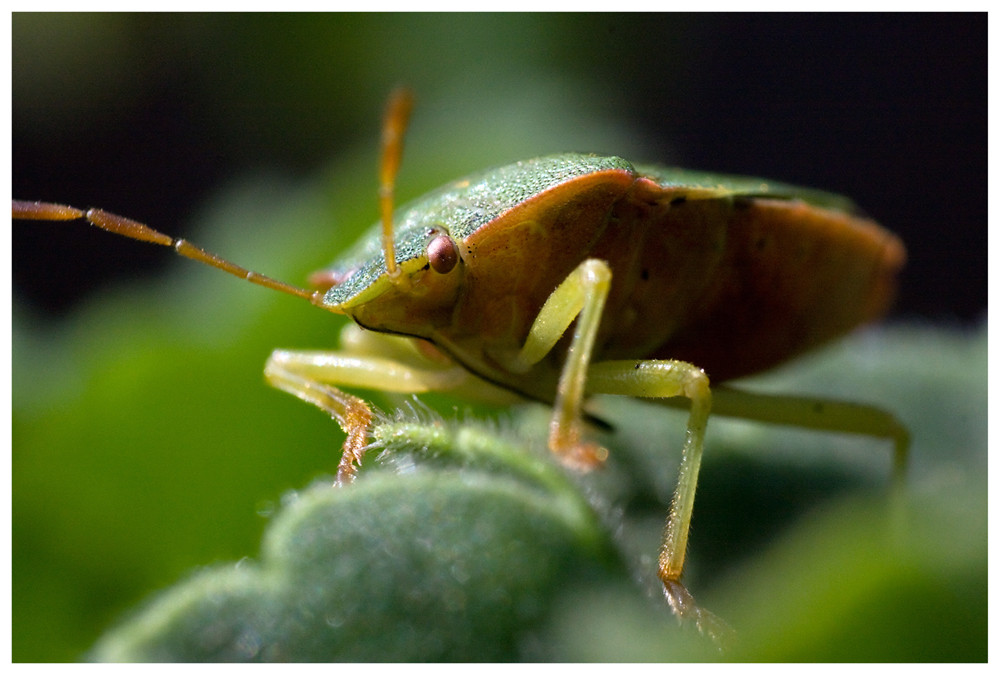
[13,13,985,323]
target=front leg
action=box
[264,357,373,484]
[264,330,471,484]
[507,258,613,469]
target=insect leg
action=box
[709,385,910,480]
[586,359,726,637]
[508,259,613,469]
[264,346,469,484]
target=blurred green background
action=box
[12,14,985,661]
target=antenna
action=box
[378,88,414,283]
[12,200,336,311]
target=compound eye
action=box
[427,234,459,274]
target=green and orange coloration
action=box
[12,90,907,640]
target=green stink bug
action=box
[12,89,907,639]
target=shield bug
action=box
[12,89,908,639]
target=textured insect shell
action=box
[316,153,904,387]
[321,154,634,308]
[633,181,906,381]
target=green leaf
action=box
[89,464,621,662]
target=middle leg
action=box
[586,359,727,638]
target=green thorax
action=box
[322,154,634,306]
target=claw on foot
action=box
[661,577,735,649]
[334,400,374,486]
[563,441,609,471]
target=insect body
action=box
[13,91,907,639]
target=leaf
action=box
[89,424,631,662]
